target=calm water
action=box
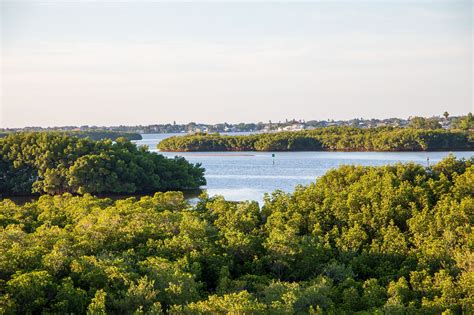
[135,134,474,204]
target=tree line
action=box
[158,127,474,152]
[0,131,142,141]
[0,156,472,313]
[0,132,205,196]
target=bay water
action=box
[136,133,474,204]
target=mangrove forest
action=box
[0,156,472,313]
[158,127,474,152]
[0,132,205,196]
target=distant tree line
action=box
[408,113,473,130]
[452,112,474,130]
[4,113,472,135]
[0,130,142,141]
[158,127,474,152]
[0,132,205,196]
[0,156,472,313]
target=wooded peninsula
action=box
[0,132,205,196]
[158,127,474,152]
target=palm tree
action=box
[443,111,449,121]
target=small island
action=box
[158,126,474,152]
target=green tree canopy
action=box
[0,157,472,313]
[0,132,205,195]
[158,126,473,152]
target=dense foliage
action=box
[158,127,474,152]
[0,133,205,195]
[452,113,474,131]
[0,131,142,141]
[408,117,442,130]
[0,156,472,314]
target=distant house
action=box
[277,124,305,132]
[440,120,451,129]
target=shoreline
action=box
[158,149,474,153]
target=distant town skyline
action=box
[1,114,465,132]
[1,0,472,128]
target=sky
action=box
[1,0,472,128]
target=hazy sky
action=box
[1,0,472,127]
